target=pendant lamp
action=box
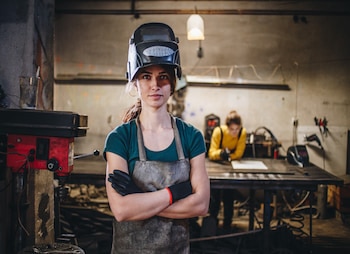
[187,14,205,58]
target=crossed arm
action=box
[105,152,210,222]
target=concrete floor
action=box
[67,209,349,254]
[58,179,350,254]
[303,212,350,254]
[189,210,350,254]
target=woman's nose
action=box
[150,77,160,89]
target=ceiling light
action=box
[187,14,205,41]
[187,14,205,58]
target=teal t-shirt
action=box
[104,117,206,175]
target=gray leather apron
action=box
[111,116,191,254]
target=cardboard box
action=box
[328,183,350,213]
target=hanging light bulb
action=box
[187,14,205,41]
[187,13,205,58]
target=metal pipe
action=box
[73,149,100,160]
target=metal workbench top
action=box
[206,158,343,190]
[72,156,343,189]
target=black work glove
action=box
[108,169,142,196]
[220,149,230,161]
[168,180,192,203]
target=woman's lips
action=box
[149,94,162,99]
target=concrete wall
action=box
[54,1,350,176]
[0,0,54,110]
[0,1,348,176]
[0,0,36,108]
[0,1,54,252]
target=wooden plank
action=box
[27,170,55,245]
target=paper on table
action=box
[231,160,268,170]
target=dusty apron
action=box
[111,116,191,254]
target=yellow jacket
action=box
[208,125,247,161]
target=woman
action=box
[208,110,247,162]
[104,22,210,253]
[208,110,247,230]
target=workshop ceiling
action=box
[54,0,350,87]
[55,0,350,16]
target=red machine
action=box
[6,135,74,176]
[0,109,88,178]
[204,114,220,155]
[0,109,90,253]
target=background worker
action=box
[208,110,247,231]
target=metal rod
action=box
[73,150,100,160]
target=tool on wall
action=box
[304,133,323,150]
[304,132,326,169]
[314,116,328,137]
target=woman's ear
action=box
[127,81,139,97]
[135,82,140,94]
[170,82,175,95]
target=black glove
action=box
[108,169,142,196]
[168,180,192,203]
[220,149,230,161]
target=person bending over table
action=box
[208,110,247,231]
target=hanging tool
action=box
[314,116,329,137]
[304,133,323,150]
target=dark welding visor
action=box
[126,22,182,81]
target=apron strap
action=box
[135,117,147,161]
[136,115,185,161]
[172,116,185,160]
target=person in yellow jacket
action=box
[208,110,247,230]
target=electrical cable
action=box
[17,186,30,237]
[282,190,319,218]
[292,62,299,146]
[252,126,279,158]
[0,151,28,192]
[16,158,31,237]
[282,213,308,238]
[254,126,279,143]
[282,190,309,212]
[281,189,320,241]
[235,195,250,209]
[0,151,32,236]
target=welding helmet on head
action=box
[126,22,182,82]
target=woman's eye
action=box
[141,74,151,80]
[159,75,169,80]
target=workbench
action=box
[71,156,343,253]
[206,158,343,254]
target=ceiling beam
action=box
[55,8,350,16]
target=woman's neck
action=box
[139,108,172,131]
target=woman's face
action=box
[228,123,241,138]
[135,65,173,109]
